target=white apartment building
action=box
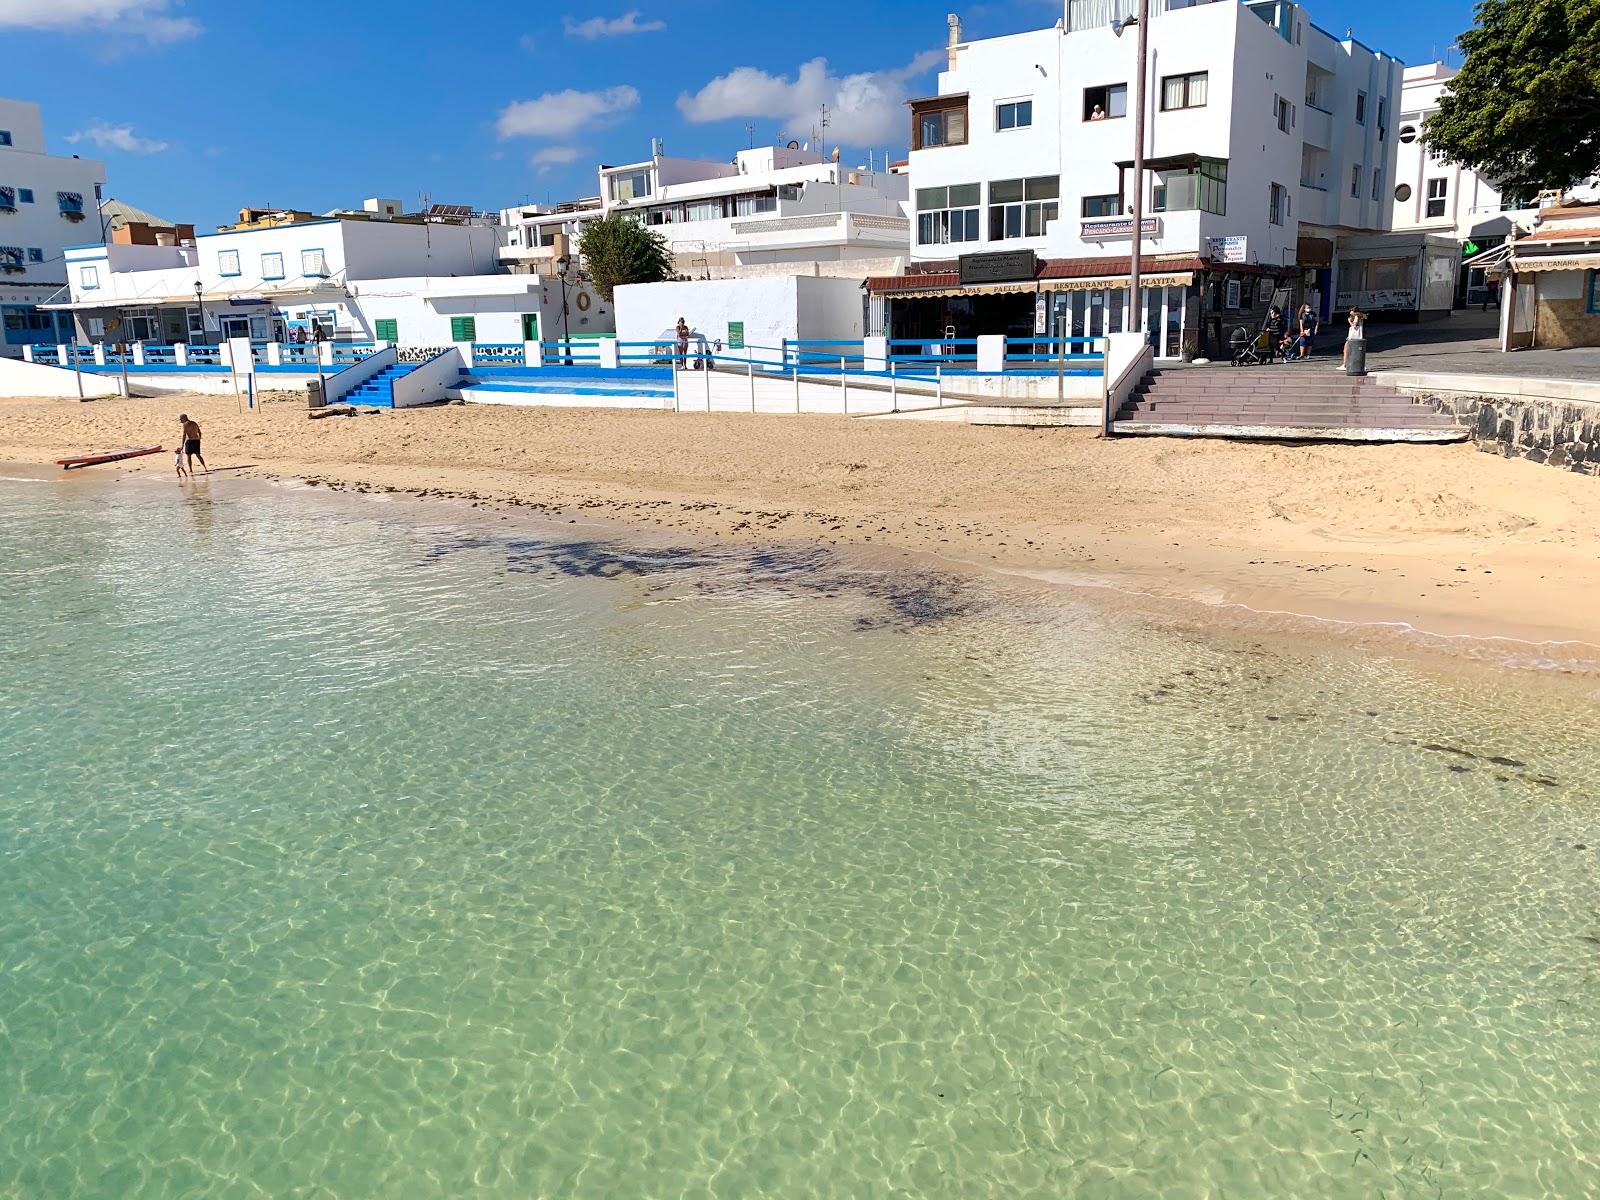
[0,98,107,357]
[52,211,611,347]
[1392,62,1600,306]
[500,142,910,280]
[873,0,1400,357]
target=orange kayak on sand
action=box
[55,445,163,470]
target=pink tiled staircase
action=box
[1114,367,1467,442]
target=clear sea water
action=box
[2,471,1598,1199]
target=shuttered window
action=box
[375,318,398,342]
[450,316,477,342]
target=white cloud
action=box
[66,123,169,155]
[495,86,639,140]
[0,0,199,42]
[677,51,941,146]
[563,10,664,38]
[530,146,586,174]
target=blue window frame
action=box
[261,251,284,280]
[79,265,99,290]
[18,188,33,204]
[1587,270,1600,316]
[217,249,241,277]
[301,248,328,277]
[27,248,43,263]
[0,131,11,147]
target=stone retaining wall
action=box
[1410,391,1600,474]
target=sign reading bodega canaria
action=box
[959,250,1038,285]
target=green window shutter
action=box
[450,316,477,343]
[374,318,398,342]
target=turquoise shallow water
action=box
[2,472,1598,1199]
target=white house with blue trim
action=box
[0,97,106,357]
[53,210,611,347]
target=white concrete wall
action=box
[616,277,801,361]
[0,354,121,398]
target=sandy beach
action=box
[4,391,1599,657]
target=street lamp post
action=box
[1113,0,1151,341]
[194,280,204,349]
[554,253,572,364]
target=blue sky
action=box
[3,0,1479,229]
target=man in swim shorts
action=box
[178,414,207,475]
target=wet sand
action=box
[4,391,1598,657]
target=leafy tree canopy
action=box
[576,215,672,302]
[1423,0,1600,195]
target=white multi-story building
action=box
[1391,62,1600,306]
[500,142,910,280]
[0,98,106,357]
[872,0,1401,357]
[53,207,611,347]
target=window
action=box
[1082,193,1121,218]
[1083,84,1126,121]
[1151,159,1227,216]
[0,187,13,211]
[1377,97,1387,140]
[1269,182,1288,226]
[733,192,776,216]
[1426,177,1448,218]
[996,100,1033,130]
[1355,91,1367,124]
[79,265,99,289]
[27,247,43,262]
[683,199,720,222]
[0,246,21,271]
[1399,124,1418,144]
[217,249,240,276]
[988,176,1059,240]
[375,318,398,342]
[1586,270,1600,316]
[449,316,477,342]
[1275,95,1295,133]
[915,183,980,244]
[57,191,84,216]
[608,169,651,202]
[260,252,284,279]
[1371,169,1382,202]
[1160,71,1208,111]
[301,248,327,277]
[18,188,33,204]
[913,102,967,149]
[0,131,10,147]
[1394,182,1413,202]
[1350,165,1361,198]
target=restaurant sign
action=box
[1080,217,1159,239]
[959,249,1037,285]
[1206,235,1249,264]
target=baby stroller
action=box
[1228,321,1285,366]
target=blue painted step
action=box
[343,362,419,408]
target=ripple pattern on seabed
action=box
[1,476,1598,1199]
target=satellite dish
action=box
[786,139,800,149]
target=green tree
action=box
[1422,0,1600,196]
[576,215,673,301]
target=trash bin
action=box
[1346,338,1367,377]
[307,379,326,409]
